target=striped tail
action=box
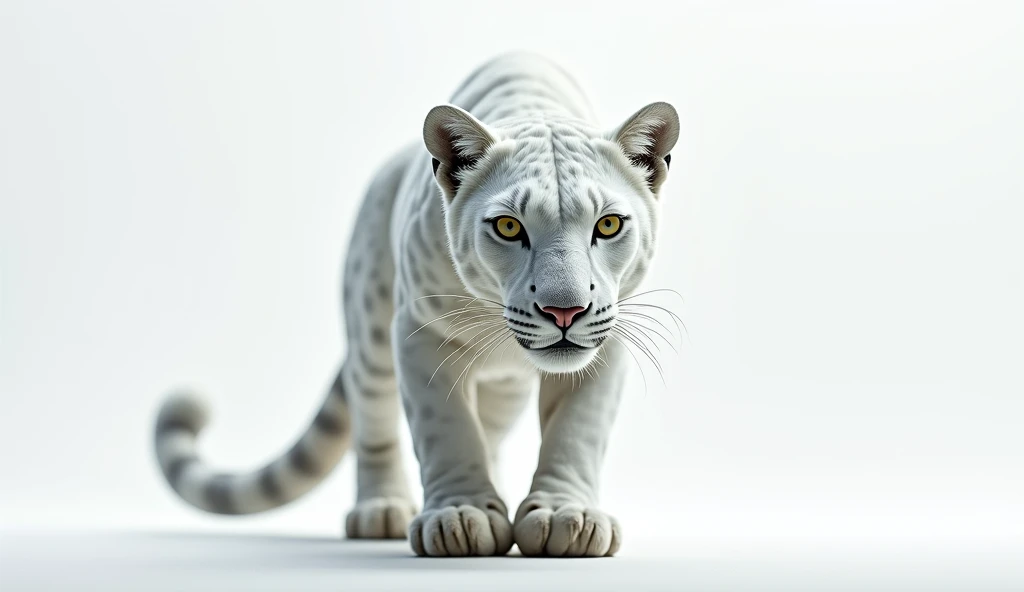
[153,369,351,515]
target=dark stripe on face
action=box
[288,441,321,476]
[498,189,519,215]
[567,195,591,219]
[507,318,541,329]
[203,474,238,514]
[580,327,613,339]
[258,466,284,502]
[164,454,198,486]
[588,188,599,217]
[517,188,532,216]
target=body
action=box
[154,52,680,557]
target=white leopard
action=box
[153,51,680,557]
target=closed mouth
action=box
[536,338,589,351]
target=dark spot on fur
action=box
[313,407,346,435]
[422,435,439,455]
[164,454,198,486]
[288,441,320,476]
[203,474,237,514]
[360,441,397,456]
[258,466,284,502]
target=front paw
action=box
[345,496,417,539]
[514,494,622,557]
[408,495,514,556]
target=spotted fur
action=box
[153,52,679,557]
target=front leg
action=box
[394,310,515,557]
[514,341,628,557]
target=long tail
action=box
[153,369,351,515]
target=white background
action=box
[2,0,1021,553]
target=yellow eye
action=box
[595,215,622,238]
[494,216,522,239]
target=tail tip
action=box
[156,390,211,435]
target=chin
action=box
[524,346,601,374]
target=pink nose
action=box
[541,305,587,328]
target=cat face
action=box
[424,103,679,373]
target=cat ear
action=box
[609,101,680,194]
[423,104,499,199]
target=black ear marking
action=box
[446,152,479,194]
[611,102,680,194]
[423,104,497,200]
[664,154,672,170]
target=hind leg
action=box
[339,359,415,539]
[339,154,416,539]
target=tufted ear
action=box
[423,104,498,199]
[610,101,680,194]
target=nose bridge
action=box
[534,242,590,307]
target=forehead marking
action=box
[502,115,603,225]
[550,120,601,224]
[517,188,532,216]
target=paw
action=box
[345,496,416,539]
[513,495,621,557]
[408,496,514,556]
